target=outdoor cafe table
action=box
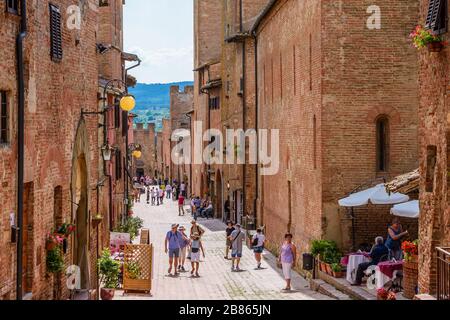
[346,253,370,284]
[375,261,403,289]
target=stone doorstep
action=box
[309,279,352,300]
[313,271,377,301]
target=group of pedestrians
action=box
[165,220,206,278]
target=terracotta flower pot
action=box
[325,263,333,275]
[46,241,57,251]
[427,42,444,52]
[332,271,344,278]
[100,288,115,301]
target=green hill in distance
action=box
[129,81,194,132]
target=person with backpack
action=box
[252,228,266,269]
[189,232,205,278]
[277,233,297,291]
[229,224,245,272]
[165,224,187,277]
[190,220,205,238]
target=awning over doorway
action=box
[338,184,410,207]
[391,200,420,219]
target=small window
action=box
[426,145,437,192]
[6,0,20,14]
[0,91,8,144]
[49,4,63,62]
[376,116,389,172]
[425,0,448,35]
[209,96,220,110]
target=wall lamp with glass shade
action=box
[101,144,115,161]
[120,94,136,112]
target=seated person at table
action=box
[385,218,409,261]
[353,236,389,286]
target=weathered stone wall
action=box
[417,0,450,295]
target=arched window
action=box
[376,116,389,172]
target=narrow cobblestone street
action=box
[115,198,331,300]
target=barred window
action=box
[6,0,20,14]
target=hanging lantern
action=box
[119,95,136,112]
[132,150,142,159]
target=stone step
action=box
[311,279,352,300]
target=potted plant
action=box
[410,25,447,52]
[124,261,142,280]
[331,263,345,278]
[46,233,65,274]
[98,249,120,300]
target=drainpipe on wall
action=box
[253,34,259,227]
[16,0,28,301]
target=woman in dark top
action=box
[385,218,409,260]
[224,221,235,260]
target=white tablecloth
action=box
[346,255,370,284]
[374,267,402,289]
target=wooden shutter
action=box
[426,0,448,34]
[0,91,7,144]
[49,4,63,62]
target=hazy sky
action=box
[124,0,194,84]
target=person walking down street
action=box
[172,184,178,201]
[252,228,266,269]
[166,184,172,199]
[146,186,151,204]
[151,187,157,206]
[165,224,183,277]
[178,226,190,273]
[229,224,245,272]
[180,181,186,197]
[159,187,165,205]
[224,221,235,260]
[189,232,205,278]
[178,194,186,216]
[278,233,297,291]
[190,220,205,238]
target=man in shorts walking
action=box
[165,224,186,277]
[229,223,245,272]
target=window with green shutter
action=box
[49,4,63,62]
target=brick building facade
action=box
[0,0,135,300]
[170,85,194,184]
[132,123,156,178]
[253,0,419,255]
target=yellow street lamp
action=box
[120,95,136,112]
[132,150,142,159]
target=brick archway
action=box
[366,105,401,125]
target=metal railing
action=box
[437,247,450,300]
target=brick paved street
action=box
[115,198,332,300]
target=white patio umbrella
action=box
[338,184,410,207]
[391,200,420,219]
[339,184,410,251]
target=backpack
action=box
[252,235,259,248]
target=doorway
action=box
[215,171,223,220]
[73,154,89,290]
